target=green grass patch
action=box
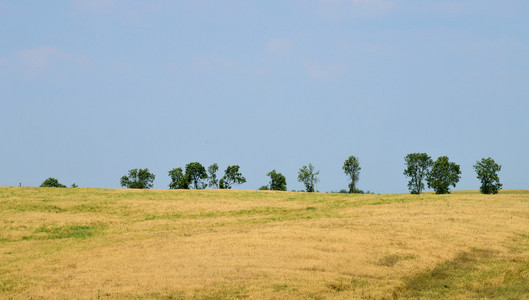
[326,277,368,293]
[23,224,105,240]
[377,254,415,267]
[396,248,529,299]
[4,202,66,213]
[0,277,19,292]
[192,284,248,300]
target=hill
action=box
[1,188,528,299]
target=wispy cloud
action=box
[71,0,159,18]
[341,41,383,55]
[409,1,526,18]
[17,46,61,70]
[0,2,13,16]
[266,39,292,56]
[302,60,345,81]
[299,0,395,19]
[192,54,234,71]
[112,62,131,73]
[72,0,114,12]
[14,46,93,75]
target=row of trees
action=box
[259,156,362,193]
[120,163,247,190]
[39,155,502,195]
[117,156,362,193]
[404,154,502,194]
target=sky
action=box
[1,0,528,193]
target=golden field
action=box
[1,187,528,299]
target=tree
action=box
[40,177,66,188]
[297,163,320,192]
[168,167,189,189]
[343,155,361,193]
[267,170,287,191]
[427,156,461,194]
[474,157,502,194]
[120,168,155,189]
[185,162,208,189]
[219,165,246,189]
[259,185,269,190]
[208,163,219,188]
[403,153,433,194]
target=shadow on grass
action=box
[22,224,106,240]
[393,248,529,299]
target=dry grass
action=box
[1,187,529,299]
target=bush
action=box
[40,178,66,188]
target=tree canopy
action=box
[219,165,246,189]
[297,163,319,192]
[185,162,208,189]
[120,168,155,189]
[207,163,219,188]
[267,170,287,191]
[474,157,502,194]
[403,153,433,194]
[40,177,66,188]
[427,156,461,194]
[343,155,361,193]
[168,167,189,189]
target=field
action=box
[1,187,529,299]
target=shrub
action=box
[40,178,66,188]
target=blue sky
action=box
[1,0,528,193]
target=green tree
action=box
[185,162,208,189]
[474,157,502,194]
[219,165,246,189]
[297,163,320,192]
[267,170,287,191]
[403,153,433,194]
[208,163,219,188]
[258,185,269,190]
[427,156,461,194]
[343,155,361,193]
[40,177,66,188]
[168,167,189,189]
[120,168,155,189]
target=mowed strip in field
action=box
[1,188,528,299]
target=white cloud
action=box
[266,39,292,56]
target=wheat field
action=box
[1,187,528,299]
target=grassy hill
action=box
[1,187,528,299]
